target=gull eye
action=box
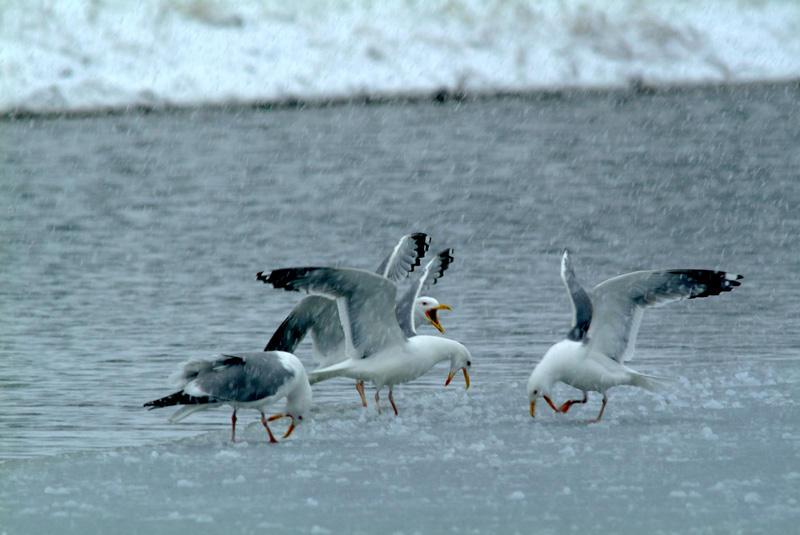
[533,390,538,395]
[466,360,471,366]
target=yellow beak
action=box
[282,416,296,439]
[425,304,452,334]
[267,413,297,439]
[530,400,536,418]
[445,367,470,390]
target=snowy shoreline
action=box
[4,78,799,119]
[3,0,800,116]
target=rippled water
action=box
[2,83,798,460]
[1,83,799,533]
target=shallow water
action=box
[1,83,799,533]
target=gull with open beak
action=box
[264,235,456,407]
[528,250,742,422]
[260,267,471,416]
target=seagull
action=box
[264,234,454,406]
[144,351,312,442]
[259,267,471,415]
[396,248,455,338]
[265,233,437,360]
[527,250,743,422]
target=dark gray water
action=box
[1,84,799,534]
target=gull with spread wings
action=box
[264,233,454,406]
[259,266,471,415]
[528,250,742,422]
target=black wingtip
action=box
[259,267,322,292]
[716,271,744,291]
[676,270,744,299]
[257,269,290,288]
[144,391,215,409]
[721,272,744,291]
[409,233,431,271]
[437,248,455,279]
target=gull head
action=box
[526,363,557,418]
[415,296,451,334]
[267,397,310,441]
[280,369,313,436]
[444,341,471,390]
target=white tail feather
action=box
[308,360,352,385]
[632,372,673,392]
[167,404,211,423]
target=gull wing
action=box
[587,269,742,363]
[260,267,407,359]
[396,248,454,337]
[264,296,346,363]
[263,234,427,362]
[374,233,430,283]
[184,352,295,403]
[264,296,324,353]
[560,250,593,342]
[169,354,245,387]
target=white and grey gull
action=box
[259,266,471,415]
[527,250,743,422]
[144,351,311,442]
[264,233,432,362]
[264,233,454,406]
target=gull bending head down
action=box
[528,250,742,422]
[144,351,311,443]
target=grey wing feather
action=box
[265,296,345,363]
[263,234,427,357]
[306,299,347,363]
[560,250,593,342]
[587,269,743,363]
[374,233,430,283]
[170,354,244,387]
[191,352,294,403]
[262,267,407,358]
[396,248,454,337]
[264,296,322,352]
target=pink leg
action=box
[356,381,367,407]
[374,391,382,415]
[542,395,560,412]
[230,410,238,442]
[388,390,398,416]
[558,393,588,413]
[260,413,279,443]
[589,395,608,423]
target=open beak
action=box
[425,304,452,334]
[445,367,470,390]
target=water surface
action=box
[1,83,798,533]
